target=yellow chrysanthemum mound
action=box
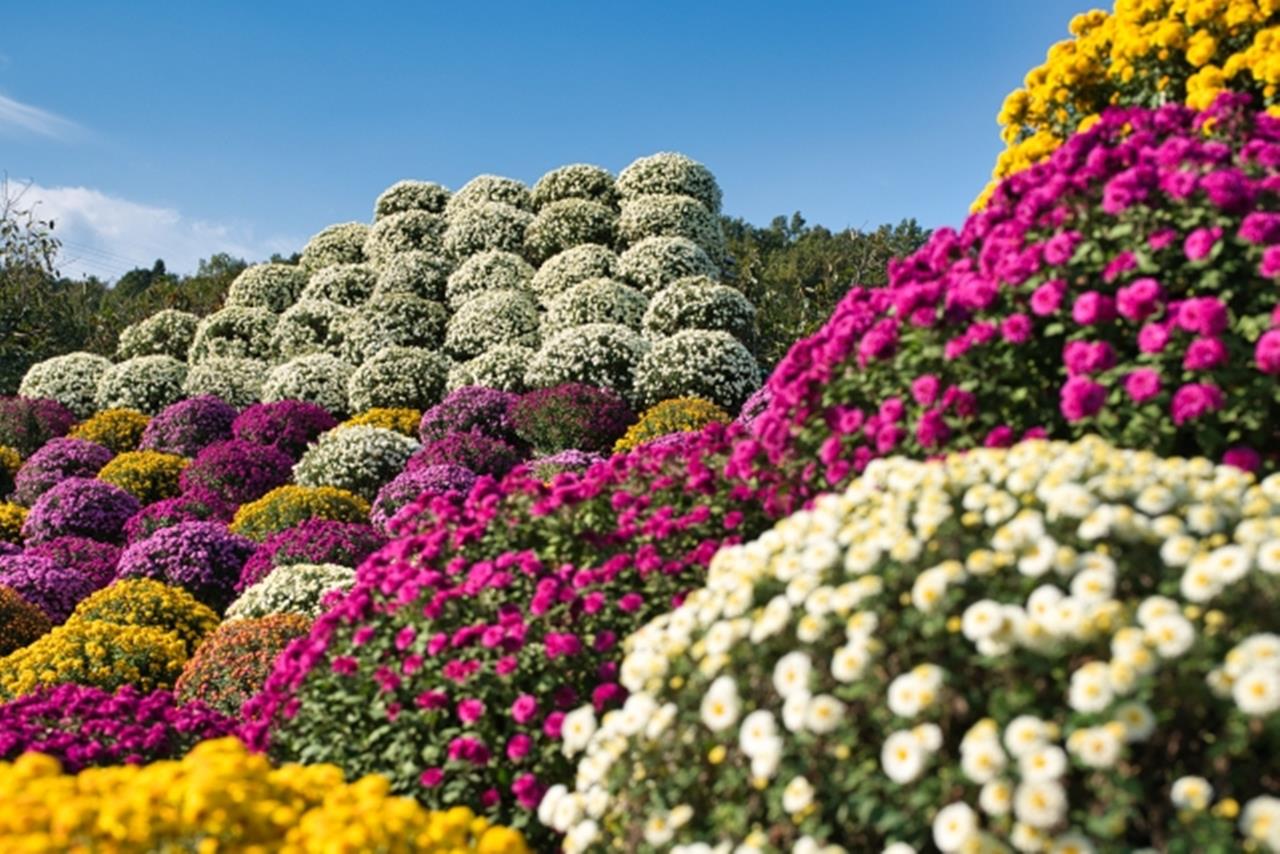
[68,408,151,453]
[0,502,26,545]
[230,485,371,541]
[97,450,189,504]
[0,620,188,700]
[0,737,532,853]
[979,0,1280,207]
[341,406,422,437]
[0,446,20,478]
[613,397,730,453]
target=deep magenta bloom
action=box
[1184,226,1224,261]
[410,432,522,478]
[122,488,234,545]
[139,396,237,457]
[1029,279,1066,315]
[0,553,107,622]
[232,400,338,460]
[371,465,477,535]
[1059,376,1107,422]
[418,387,521,445]
[510,383,634,454]
[1171,382,1225,425]
[1124,369,1163,404]
[22,478,140,544]
[1071,292,1117,326]
[1223,446,1262,472]
[24,536,120,589]
[1063,340,1116,376]
[179,439,293,505]
[1256,330,1280,374]
[116,521,256,612]
[0,397,76,457]
[1116,278,1164,321]
[1239,212,1280,245]
[13,437,114,507]
[1183,337,1229,371]
[236,520,385,592]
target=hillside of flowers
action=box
[0,1,1277,851]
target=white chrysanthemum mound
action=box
[446,175,532,215]
[19,352,112,419]
[447,344,534,393]
[617,151,722,213]
[372,250,452,302]
[299,222,369,273]
[445,250,535,310]
[116,309,199,361]
[293,424,419,502]
[374,180,451,220]
[224,263,308,313]
[183,357,266,408]
[225,562,356,621]
[531,163,618,210]
[634,329,760,411]
[642,275,756,343]
[299,263,378,307]
[95,355,188,415]
[444,201,534,260]
[364,210,446,267]
[262,354,353,415]
[339,293,447,363]
[551,437,1280,854]
[524,198,618,264]
[272,299,356,361]
[531,244,618,306]
[620,194,724,262]
[188,307,278,363]
[543,278,646,335]
[525,323,649,397]
[444,289,541,360]
[618,235,719,296]
[346,346,449,412]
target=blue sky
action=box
[2,1,1090,279]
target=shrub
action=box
[224,262,308,312]
[262,354,353,416]
[342,407,421,437]
[0,621,188,699]
[446,250,535,310]
[511,383,634,454]
[0,684,235,772]
[0,504,26,545]
[25,536,121,588]
[447,175,532,214]
[188,307,278,363]
[375,180,451,219]
[523,199,618,264]
[341,292,448,362]
[69,408,149,454]
[232,400,338,461]
[0,397,76,457]
[179,439,293,505]
[0,738,532,852]
[13,438,114,507]
[445,290,541,360]
[551,437,1280,852]
[18,353,112,418]
[641,275,756,343]
[139,395,237,457]
[272,299,357,360]
[182,357,267,409]
[97,451,188,505]
[526,323,649,398]
[617,235,719,296]
[527,449,605,481]
[619,194,725,261]
[115,309,198,360]
[294,425,419,502]
[123,489,233,545]
[614,397,731,452]
[444,202,534,259]
[371,464,478,535]
[116,522,256,613]
[531,243,619,306]
[299,263,378,308]
[0,554,105,623]
[176,613,312,716]
[347,346,450,412]
[236,520,385,592]
[299,222,369,273]
[94,356,187,416]
[448,345,536,394]
[418,387,520,445]
[0,453,13,501]
[542,278,646,336]
[226,562,356,621]
[634,329,761,411]
[21,478,139,544]
[230,485,369,542]
[532,164,618,210]
[0,586,50,653]
[617,151,722,213]
[372,249,452,302]
[366,210,447,267]
[411,431,522,478]
[71,578,219,655]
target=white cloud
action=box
[0,93,79,139]
[15,182,300,281]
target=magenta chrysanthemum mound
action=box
[122,488,234,544]
[116,521,256,613]
[138,395,237,457]
[735,94,1280,510]
[231,400,338,461]
[0,397,77,458]
[371,464,477,535]
[417,387,521,446]
[0,553,108,623]
[235,519,386,593]
[21,478,140,545]
[179,439,293,505]
[13,438,114,507]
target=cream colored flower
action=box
[1170,775,1212,810]
[932,802,979,853]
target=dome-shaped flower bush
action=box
[531,243,619,306]
[550,437,1280,853]
[299,222,369,273]
[236,519,385,593]
[232,400,338,461]
[342,406,421,437]
[230,485,369,542]
[619,194,725,261]
[410,431,522,479]
[294,425,419,502]
[445,290,541,360]
[0,684,235,772]
[115,309,198,360]
[179,439,293,505]
[0,554,106,623]
[116,521,256,613]
[94,355,187,416]
[370,464,478,535]
[138,395,237,457]
[68,409,149,454]
[0,586,51,654]
[542,278,646,336]
[224,262,308,313]
[25,536,121,588]
[70,578,218,656]
[448,345,535,394]
[21,478,139,544]
[0,450,14,500]
[418,386,520,445]
[524,199,619,264]
[618,235,719,296]
[0,397,76,458]
[617,151,723,213]
[97,450,188,505]
[225,562,355,621]
[375,179,451,219]
[641,275,757,343]
[525,323,649,397]
[341,292,448,362]
[445,250,535,310]
[0,504,26,545]
[182,357,266,409]
[372,249,452,302]
[527,449,605,481]
[511,383,634,454]
[347,346,450,412]
[19,353,112,418]
[262,354,353,416]
[614,396,731,453]
[444,202,534,260]
[13,438,114,507]
[272,299,357,360]
[531,164,618,210]
[176,613,312,716]
[634,329,761,411]
[122,488,233,545]
[0,620,189,699]
[188,307,277,363]
[299,262,378,308]
[447,175,532,214]
[365,210,447,267]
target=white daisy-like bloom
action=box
[1068,662,1113,713]
[1014,779,1068,829]
[805,694,845,734]
[1204,544,1252,584]
[751,595,792,643]
[561,707,598,755]
[645,702,678,741]
[1241,796,1280,850]
[796,613,826,644]
[882,844,916,854]
[1257,538,1280,574]
[1159,534,1198,567]
[1018,536,1057,577]
[963,599,1007,642]
[911,566,950,612]
[1180,561,1223,603]
[887,673,926,718]
[538,783,567,827]
[1047,832,1095,854]
[749,738,783,780]
[1144,614,1196,658]
[932,802,979,853]
[583,785,609,819]
[1010,822,1049,853]
[551,791,583,832]
[1111,701,1156,742]
[616,693,657,737]
[1066,725,1122,769]
[912,723,943,752]
[881,729,927,784]
[1019,744,1067,782]
[700,675,742,732]
[961,738,1008,784]
[1233,665,1280,716]
[980,779,1013,817]
[644,813,675,846]
[782,691,811,733]
[669,804,693,828]
[1025,585,1064,624]
[738,709,778,757]
[1069,567,1114,603]
[773,651,813,699]
[1170,775,1213,810]
[563,819,599,854]
[782,775,815,813]
[831,641,870,683]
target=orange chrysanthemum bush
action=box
[0,585,51,655]
[176,613,312,716]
